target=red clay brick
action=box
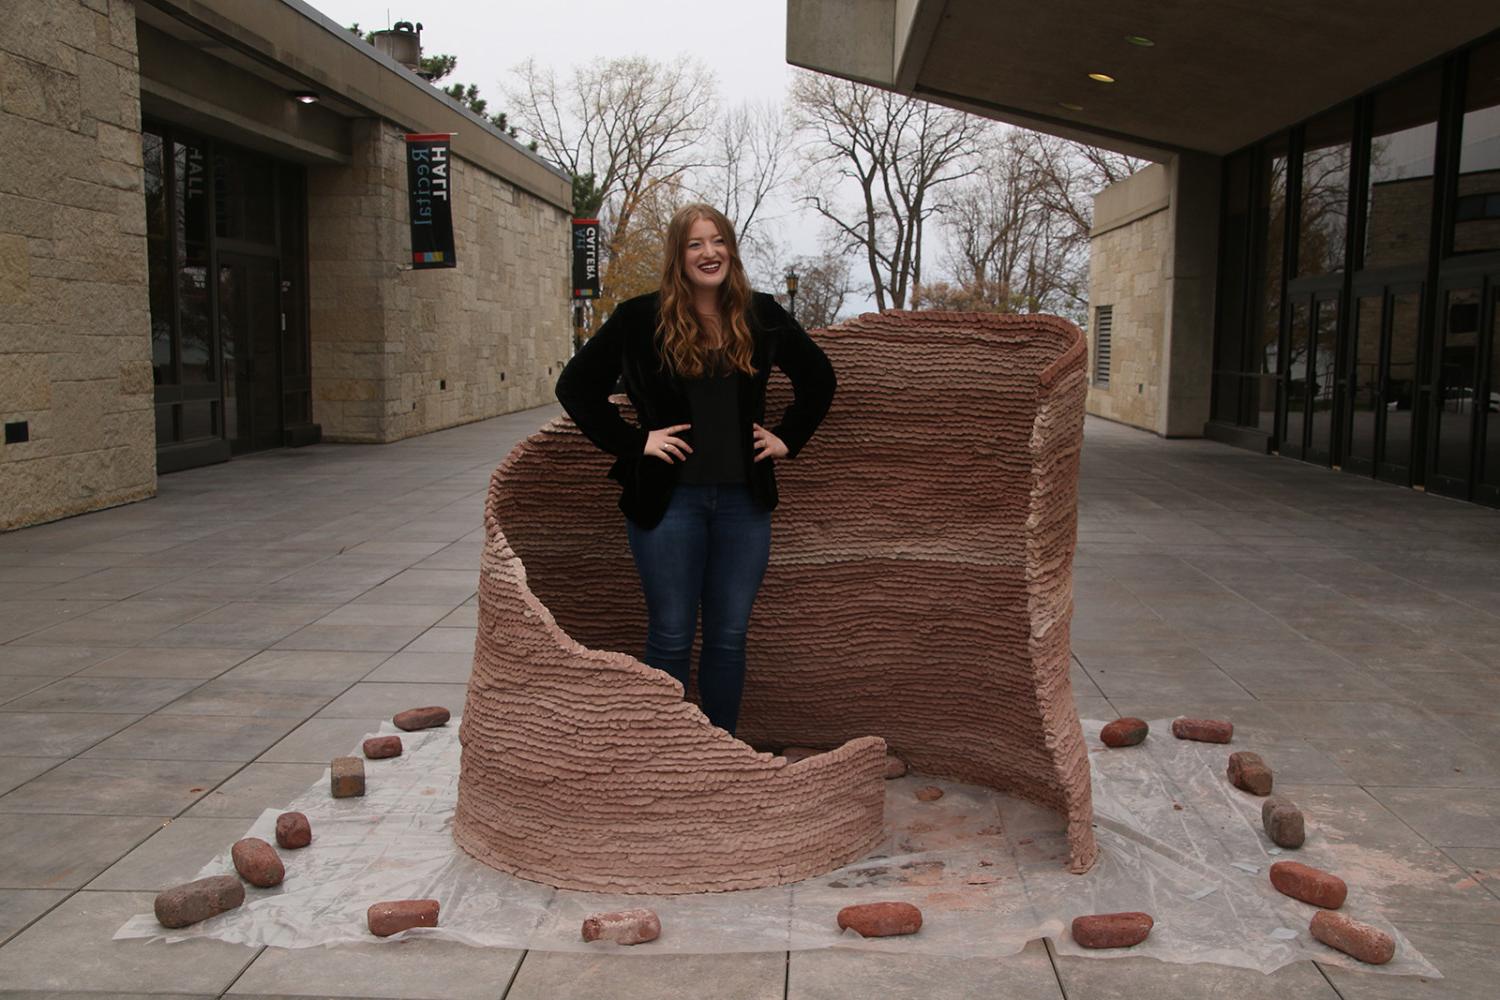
[837,901,923,937]
[915,785,944,801]
[1171,717,1234,743]
[1271,861,1347,909]
[154,875,244,929]
[275,811,312,850]
[393,706,450,731]
[1227,751,1274,796]
[363,735,403,759]
[1100,717,1149,747]
[1072,911,1154,949]
[330,756,365,798]
[581,907,661,945]
[367,898,439,937]
[230,837,284,888]
[1261,796,1305,848]
[1310,910,1395,965]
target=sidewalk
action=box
[0,409,1495,998]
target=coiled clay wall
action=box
[455,310,1096,893]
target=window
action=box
[1093,305,1112,387]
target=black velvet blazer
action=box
[555,290,837,529]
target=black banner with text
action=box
[571,218,600,299]
[405,133,456,269]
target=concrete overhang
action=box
[789,0,1500,161]
[139,0,572,211]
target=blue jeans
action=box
[625,482,772,735]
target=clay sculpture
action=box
[455,310,1096,892]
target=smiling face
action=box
[681,216,729,294]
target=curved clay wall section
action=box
[455,310,1096,892]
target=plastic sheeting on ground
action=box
[115,719,1439,978]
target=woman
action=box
[555,203,836,736]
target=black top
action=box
[679,351,746,485]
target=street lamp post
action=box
[785,268,799,323]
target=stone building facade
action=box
[0,0,573,531]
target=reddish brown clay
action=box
[1171,718,1233,743]
[330,756,364,798]
[1271,861,1347,909]
[363,735,404,759]
[1100,717,1149,747]
[1071,911,1154,949]
[367,899,440,937]
[154,875,245,928]
[275,811,312,849]
[1261,795,1305,848]
[581,907,661,945]
[1227,751,1274,796]
[1310,910,1395,965]
[230,837,284,888]
[394,706,450,731]
[837,901,923,937]
[883,754,908,779]
[915,785,944,801]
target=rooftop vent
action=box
[371,21,422,73]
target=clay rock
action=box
[1071,911,1154,949]
[883,753,908,779]
[1100,717,1149,747]
[275,811,312,850]
[1310,910,1395,965]
[837,901,923,937]
[230,837,284,888]
[394,706,450,732]
[581,907,662,945]
[1171,717,1233,743]
[915,785,944,801]
[330,756,365,798]
[363,735,404,759]
[367,898,440,937]
[1261,796,1305,848]
[781,746,821,764]
[1227,751,1274,796]
[1270,861,1347,909]
[154,875,245,929]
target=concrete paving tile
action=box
[1262,700,1456,742]
[363,652,474,684]
[158,679,344,718]
[0,758,64,796]
[1321,641,1484,674]
[87,816,252,890]
[0,813,167,888]
[1051,947,1339,999]
[1440,848,1500,902]
[0,712,140,757]
[1310,736,1500,788]
[1436,713,1500,752]
[0,677,203,715]
[314,604,455,628]
[401,627,476,654]
[0,888,67,945]
[271,624,429,652]
[10,619,180,646]
[76,598,225,625]
[183,763,326,818]
[152,621,309,648]
[189,602,338,628]
[0,991,214,999]
[0,757,238,816]
[217,650,388,686]
[1365,787,1500,850]
[1318,920,1497,997]
[0,890,258,993]
[227,939,524,999]
[507,949,783,1000]
[82,714,303,763]
[434,604,477,628]
[257,718,382,763]
[79,646,258,679]
[789,940,1062,999]
[1072,696,1115,721]
[0,646,115,677]
[351,570,478,606]
[314,682,468,721]
[1375,672,1500,716]
[0,677,59,706]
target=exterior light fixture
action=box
[1125,35,1155,47]
[1058,102,1084,112]
[1087,73,1116,84]
[785,268,799,321]
[292,91,319,104]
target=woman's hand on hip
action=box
[752,423,788,462]
[644,424,693,463]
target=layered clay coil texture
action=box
[455,309,1097,893]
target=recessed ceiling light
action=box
[1088,73,1116,84]
[292,91,319,104]
[1125,35,1155,47]
[1058,102,1084,112]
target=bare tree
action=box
[507,55,717,263]
[790,71,988,311]
[694,100,792,252]
[785,251,854,329]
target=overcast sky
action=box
[304,1,868,305]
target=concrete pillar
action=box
[1160,152,1222,437]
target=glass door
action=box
[218,253,283,455]
[1474,280,1500,505]
[1345,282,1423,481]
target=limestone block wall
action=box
[1086,205,1169,432]
[307,120,570,443]
[456,310,1096,893]
[0,0,156,531]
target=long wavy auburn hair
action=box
[656,203,756,378]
